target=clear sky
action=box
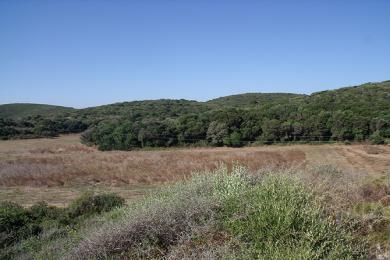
[0,0,389,108]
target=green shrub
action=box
[0,193,125,257]
[0,201,30,234]
[68,166,367,259]
[67,192,125,219]
[0,201,40,248]
[29,201,63,222]
[219,174,363,258]
[0,201,64,251]
[1,168,369,259]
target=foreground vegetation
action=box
[1,81,389,148]
[1,165,388,259]
[0,192,124,259]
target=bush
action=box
[80,127,94,145]
[69,175,219,259]
[0,201,40,248]
[69,166,367,259]
[220,174,363,258]
[0,193,126,257]
[29,201,63,222]
[1,167,369,259]
[0,202,30,234]
[67,192,125,219]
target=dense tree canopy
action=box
[1,81,389,147]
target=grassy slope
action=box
[0,103,74,119]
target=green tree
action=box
[260,119,281,143]
[207,121,228,146]
[223,131,243,147]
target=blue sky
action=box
[0,0,389,108]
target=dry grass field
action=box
[0,134,389,206]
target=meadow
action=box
[0,134,389,206]
[0,135,389,258]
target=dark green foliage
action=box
[226,131,243,147]
[67,192,125,219]
[0,201,40,248]
[1,81,390,148]
[33,119,59,137]
[0,202,30,234]
[206,93,304,108]
[260,119,281,143]
[29,201,62,221]
[84,81,390,150]
[0,116,88,140]
[0,193,125,255]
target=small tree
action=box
[226,131,243,147]
[207,121,228,146]
[80,127,94,145]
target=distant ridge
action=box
[0,103,74,119]
[1,80,389,119]
[206,93,305,108]
[1,80,389,145]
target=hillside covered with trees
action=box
[1,81,389,148]
[0,103,74,119]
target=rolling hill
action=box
[1,81,389,146]
[206,93,305,108]
[0,103,74,119]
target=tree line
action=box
[1,81,389,147]
[80,107,389,150]
[0,116,87,140]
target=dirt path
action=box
[336,145,390,174]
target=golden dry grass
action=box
[0,134,389,206]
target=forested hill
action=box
[0,103,74,119]
[207,93,305,108]
[303,81,390,118]
[0,81,389,147]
